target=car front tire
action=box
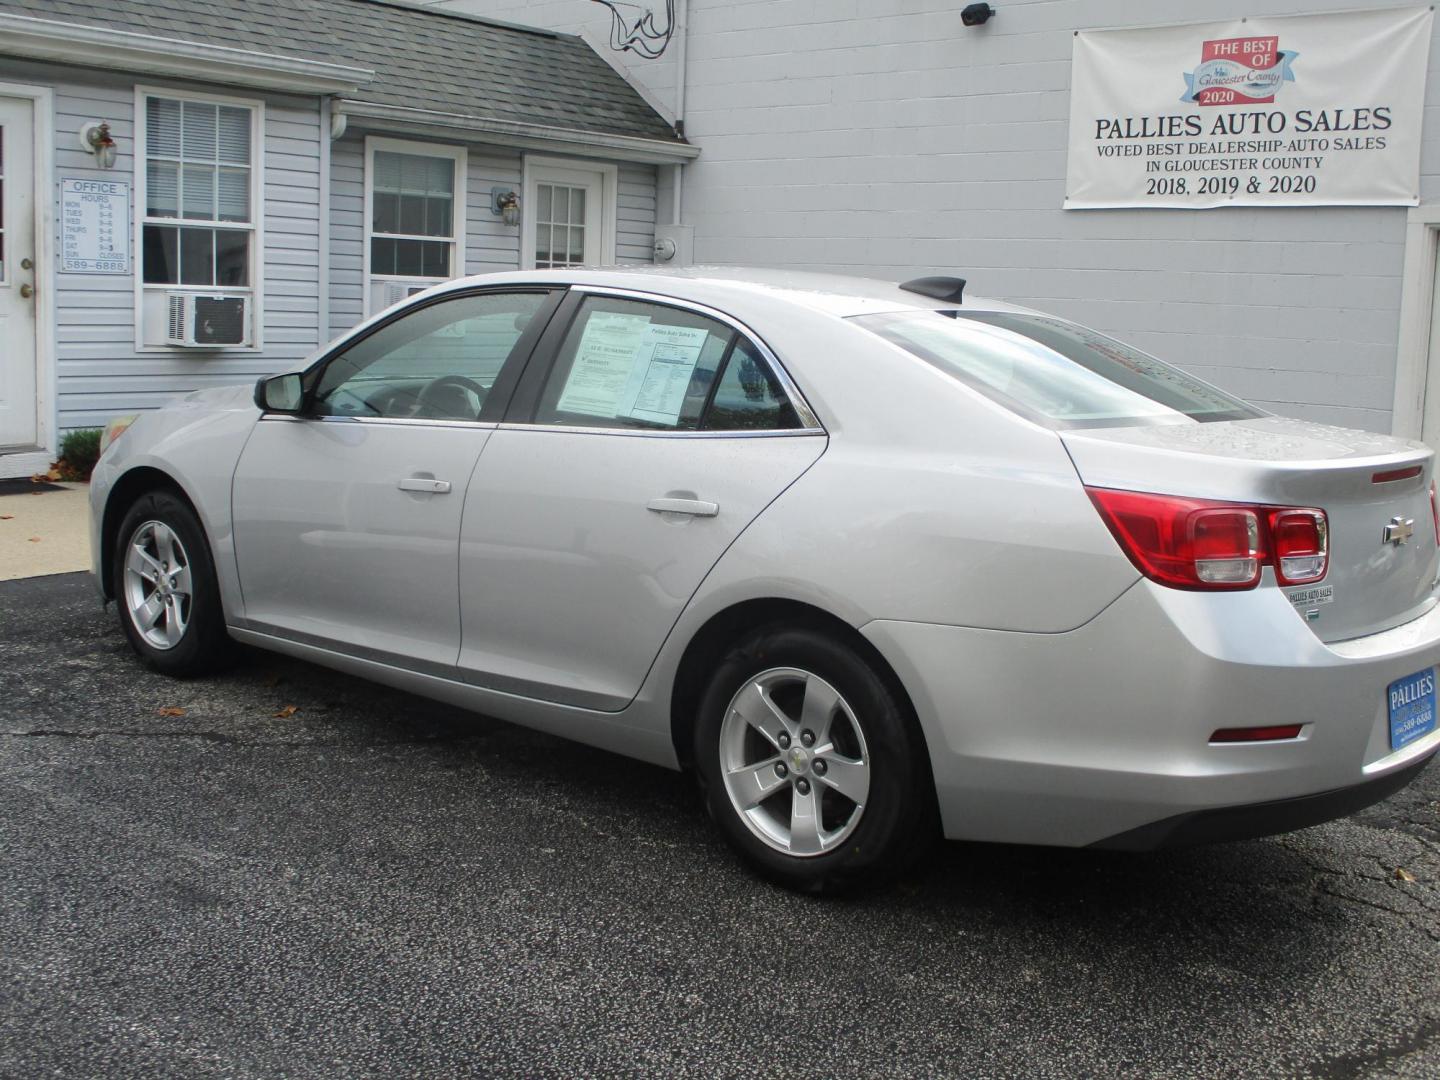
[694,624,937,893]
[113,490,230,677]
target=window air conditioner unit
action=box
[373,278,444,314]
[165,293,251,347]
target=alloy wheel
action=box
[719,666,871,856]
[123,520,193,650]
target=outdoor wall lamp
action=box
[961,3,995,27]
[79,121,118,168]
[491,187,521,227]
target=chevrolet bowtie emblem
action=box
[1384,516,1415,546]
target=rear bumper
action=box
[1090,753,1434,850]
[862,579,1440,847]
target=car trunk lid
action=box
[1061,416,1438,642]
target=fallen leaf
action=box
[1395,867,1417,883]
[273,704,299,719]
[156,706,186,717]
[0,515,12,520]
[27,537,40,543]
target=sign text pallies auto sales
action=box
[1064,7,1433,209]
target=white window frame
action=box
[521,155,618,270]
[363,136,467,317]
[133,84,265,352]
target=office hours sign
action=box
[1064,7,1433,209]
[61,178,130,272]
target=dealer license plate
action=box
[1387,668,1437,751]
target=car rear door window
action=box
[312,291,550,421]
[702,337,801,432]
[530,295,806,433]
[532,296,733,431]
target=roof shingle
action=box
[0,0,680,142]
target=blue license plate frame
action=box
[1387,668,1437,751]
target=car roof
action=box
[429,265,1041,320]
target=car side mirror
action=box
[254,373,304,414]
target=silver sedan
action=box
[90,267,1440,892]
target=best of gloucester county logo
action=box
[1182,36,1299,106]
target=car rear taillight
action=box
[1086,487,1327,592]
[1269,509,1328,585]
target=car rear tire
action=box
[113,490,231,677]
[694,624,937,893]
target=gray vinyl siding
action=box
[262,102,323,356]
[0,58,324,431]
[329,135,365,336]
[329,134,528,337]
[617,163,658,264]
[465,146,523,273]
[328,136,656,338]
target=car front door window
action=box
[314,291,551,421]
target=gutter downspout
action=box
[672,0,687,226]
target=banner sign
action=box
[1064,7,1433,209]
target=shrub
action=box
[55,428,103,482]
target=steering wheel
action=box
[415,375,487,420]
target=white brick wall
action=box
[440,0,1440,433]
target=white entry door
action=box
[0,95,37,450]
[522,158,615,269]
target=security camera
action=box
[961,3,995,26]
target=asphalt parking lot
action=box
[2,572,1437,1079]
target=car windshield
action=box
[850,309,1262,429]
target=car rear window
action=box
[850,310,1262,429]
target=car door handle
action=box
[647,497,718,517]
[398,477,451,494]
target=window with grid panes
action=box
[141,95,255,288]
[533,183,589,269]
[369,150,459,278]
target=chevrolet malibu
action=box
[90,267,1440,892]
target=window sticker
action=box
[616,324,711,425]
[556,311,653,418]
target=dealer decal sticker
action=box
[1287,584,1333,608]
[1182,37,1298,106]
